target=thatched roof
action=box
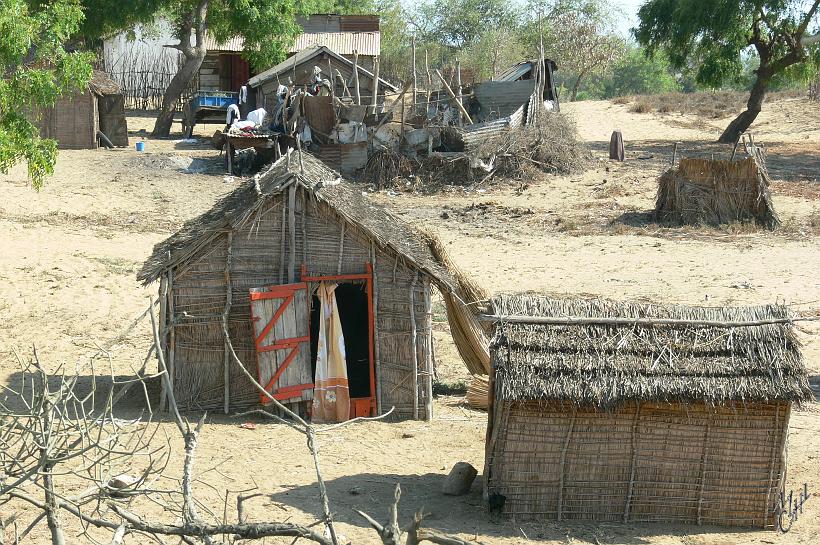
[88,70,121,96]
[138,151,455,291]
[490,293,812,408]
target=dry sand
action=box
[0,99,818,544]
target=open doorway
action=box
[309,282,372,417]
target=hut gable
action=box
[489,294,812,407]
[138,152,453,289]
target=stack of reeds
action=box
[424,232,491,376]
[655,155,780,229]
[465,374,489,410]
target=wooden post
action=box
[279,199,286,284]
[158,275,168,413]
[696,417,711,525]
[425,49,432,115]
[623,402,640,522]
[410,271,419,420]
[166,268,175,412]
[287,185,296,283]
[371,241,382,415]
[226,139,233,175]
[400,91,405,144]
[435,69,473,124]
[370,57,380,115]
[412,36,418,115]
[557,409,576,521]
[352,50,361,105]
[423,279,433,421]
[222,231,233,414]
[455,58,462,127]
[336,223,346,275]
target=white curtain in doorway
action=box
[312,282,350,422]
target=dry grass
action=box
[616,90,802,118]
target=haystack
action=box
[483,293,812,527]
[655,156,779,229]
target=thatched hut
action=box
[655,156,779,229]
[483,294,812,528]
[33,71,129,149]
[138,151,455,420]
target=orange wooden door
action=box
[249,283,313,405]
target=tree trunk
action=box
[152,48,207,136]
[152,1,210,137]
[43,468,65,545]
[570,74,583,102]
[718,69,770,143]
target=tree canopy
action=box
[635,0,820,141]
[0,0,93,189]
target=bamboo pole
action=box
[352,50,361,105]
[623,402,640,522]
[425,50,432,114]
[370,57,380,114]
[557,409,576,521]
[411,36,417,115]
[455,58,462,127]
[478,315,818,327]
[696,419,711,525]
[435,69,473,124]
[336,223,346,275]
[410,271,419,420]
[222,231,233,415]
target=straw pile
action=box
[424,231,490,375]
[489,293,812,407]
[465,374,489,409]
[655,156,780,229]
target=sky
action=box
[611,0,645,39]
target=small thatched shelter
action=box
[32,71,128,149]
[655,156,779,229]
[483,294,812,528]
[139,151,456,420]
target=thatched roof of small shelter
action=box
[489,293,812,408]
[138,151,456,290]
[88,70,121,96]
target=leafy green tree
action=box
[606,46,680,97]
[0,0,93,189]
[636,0,820,142]
[147,0,325,137]
[413,0,520,49]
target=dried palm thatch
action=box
[424,231,490,375]
[88,70,122,96]
[485,293,811,528]
[363,148,415,189]
[655,155,780,229]
[489,293,812,407]
[465,374,489,410]
[138,152,455,291]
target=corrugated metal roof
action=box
[203,34,244,52]
[291,32,379,56]
[248,45,396,91]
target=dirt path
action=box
[0,101,817,544]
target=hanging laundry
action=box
[238,85,248,105]
[312,283,350,423]
[246,108,267,126]
[226,104,240,125]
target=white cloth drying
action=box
[226,104,240,125]
[238,86,248,104]
[246,108,267,126]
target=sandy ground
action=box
[0,99,818,544]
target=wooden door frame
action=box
[301,262,376,414]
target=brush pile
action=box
[655,155,780,229]
[474,111,589,178]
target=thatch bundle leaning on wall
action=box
[484,294,812,528]
[655,155,779,229]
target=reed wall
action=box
[164,185,432,418]
[486,400,789,528]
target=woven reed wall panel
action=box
[40,92,98,149]
[166,192,433,417]
[487,400,788,528]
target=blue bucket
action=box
[135,141,145,152]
